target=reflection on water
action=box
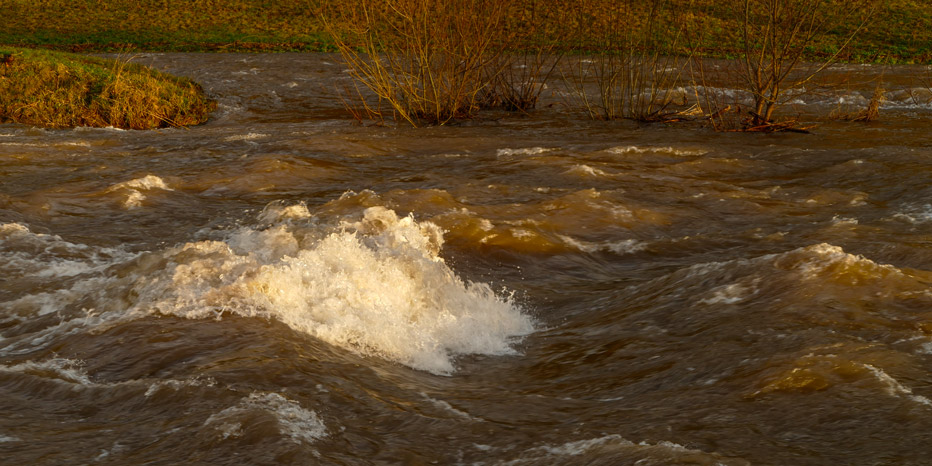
[2,53,932,465]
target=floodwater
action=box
[3,53,932,465]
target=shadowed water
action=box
[2,53,932,465]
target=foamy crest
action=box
[559,235,647,255]
[144,377,217,397]
[204,392,326,443]
[892,203,932,224]
[0,358,93,386]
[607,145,708,156]
[698,281,759,305]
[258,202,313,224]
[496,147,554,157]
[130,206,533,374]
[0,222,133,279]
[420,393,483,421]
[223,132,269,142]
[779,243,903,283]
[564,164,611,177]
[504,434,749,465]
[862,364,932,407]
[106,175,173,209]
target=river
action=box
[2,53,932,465]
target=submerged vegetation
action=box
[0,47,215,129]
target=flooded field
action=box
[3,53,932,465]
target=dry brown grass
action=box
[0,48,214,129]
[831,82,885,122]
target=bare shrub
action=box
[562,0,692,122]
[479,2,568,112]
[321,0,515,126]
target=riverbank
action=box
[1,0,930,64]
[0,47,215,129]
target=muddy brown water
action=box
[2,53,932,465]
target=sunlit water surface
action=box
[3,53,932,465]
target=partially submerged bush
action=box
[693,0,879,131]
[323,0,515,126]
[563,0,692,122]
[0,47,215,129]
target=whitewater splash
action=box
[1,204,534,375]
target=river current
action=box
[2,53,932,465]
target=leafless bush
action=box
[562,0,692,122]
[322,0,514,126]
[479,2,568,112]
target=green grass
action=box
[2,1,931,63]
[1,0,337,52]
[0,47,216,129]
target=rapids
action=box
[2,53,932,464]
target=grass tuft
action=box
[0,47,215,129]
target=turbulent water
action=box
[3,53,932,465]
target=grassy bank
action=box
[0,47,215,129]
[1,1,930,63]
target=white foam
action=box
[893,204,932,224]
[0,435,21,443]
[787,243,900,281]
[830,215,858,226]
[0,142,44,147]
[507,434,747,465]
[607,145,708,157]
[0,358,93,386]
[559,235,647,255]
[496,147,554,157]
[699,281,759,305]
[94,443,127,461]
[564,164,610,177]
[0,222,133,279]
[128,205,533,374]
[106,175,173,209]
[144,377,217,397]
[204,392,326,444]
[421,393,483,421]
[223,132,268,142]
[920,341,932,355]
[535,434,632,456]
[862,364,932,407]
[1,207,532,374]
[110,175,172,192]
